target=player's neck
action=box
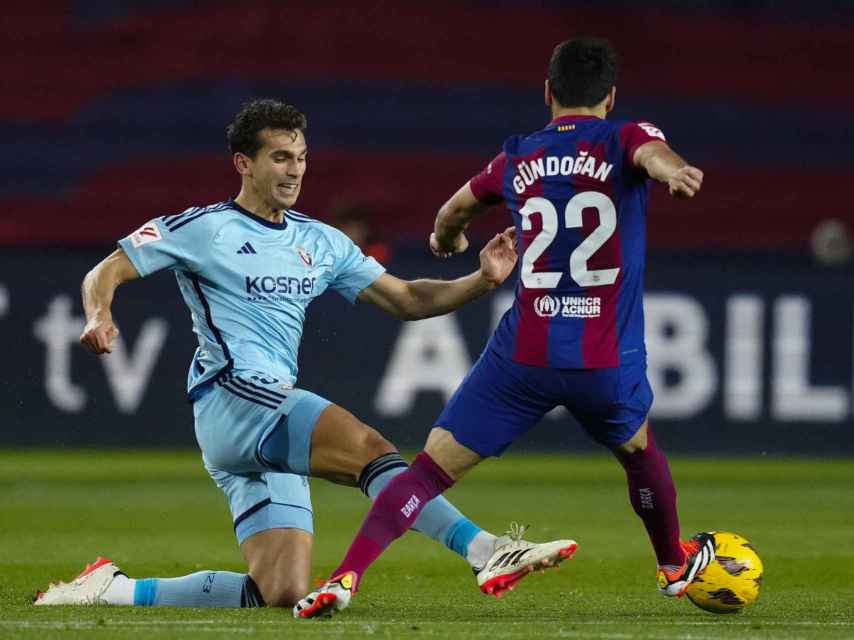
[234,189,286,224]
[551,105,607,120]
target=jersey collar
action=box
[228,198,289,230]
[548,114,603,127]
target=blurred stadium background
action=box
[2,3,854,636]
[2,0,853,454]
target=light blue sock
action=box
[359,453,483,563]
[443,518,483,558]
[134,571,264,608]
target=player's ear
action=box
[544,79,552,107]
[233,152,251,176]
[605,87,616,113]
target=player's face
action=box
[250,128,307,210]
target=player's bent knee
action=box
[424,427,482,480]
[613,421,649,456]
[355,425,397,462]
[250,571,310,608]
[310,406,398,483]
[261,580,310,608]
[242,528,313,607]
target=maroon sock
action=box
[614,428,684,567]
[331,451,454,588]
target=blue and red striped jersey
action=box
[470,115,666,369]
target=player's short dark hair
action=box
[226,98,308,158]
[548,37,618,108]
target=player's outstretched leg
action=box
[304,403,498,570]
[611,422,713,596]
[34,558,265,607]
[357,452,497,572]
[295,429,577,619]
[476,523,577,598]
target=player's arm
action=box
[633,141,703,198]
[80,248,141,354]
[359,227,516,320]
[430,182,492,258]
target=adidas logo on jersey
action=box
[237,242,257,255]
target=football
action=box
[685,531,764,613]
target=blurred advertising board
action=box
[2,250,851,454]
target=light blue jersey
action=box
[119,199,385,398]
[116,198,480,555]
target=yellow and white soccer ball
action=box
[686,531,763,613]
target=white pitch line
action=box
[0,622,259,634]
[557,633,776,640]
[0,622,826,640]
[1,619,852,628]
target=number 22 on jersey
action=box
[519,192,619,289]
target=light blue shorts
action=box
[192,370,332,544]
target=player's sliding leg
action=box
[103,529,309,608]
[213,385,500,574]
[611,421,714,597]
[36,389,499,609]
[295,351,581,618]
[38,412,500,609]
[34,558,266,607]
[305,403,496,570]
[294,427,577,619]
[36,510,313,608]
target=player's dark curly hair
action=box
[548,37,618,108]
[226,98,308,158]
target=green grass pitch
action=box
[1,450,852,639]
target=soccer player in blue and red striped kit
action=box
[296,37,716,618]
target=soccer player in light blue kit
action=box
[35,99,569,609]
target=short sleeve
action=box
[329,232,386,304]
[469,152,507,205]
[621,121,668,164]
[118,215,201,276]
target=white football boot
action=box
[293,571,357,619]
[34,557,122,606]
[476,522,577,597]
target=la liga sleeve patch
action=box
[621,121,668,163]
[130,221,163,248]
[636,122,666,141]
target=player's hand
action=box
[430,232,469,258]
[668,166,703,198]
[80,316,120,354]
[478,227,517,288]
